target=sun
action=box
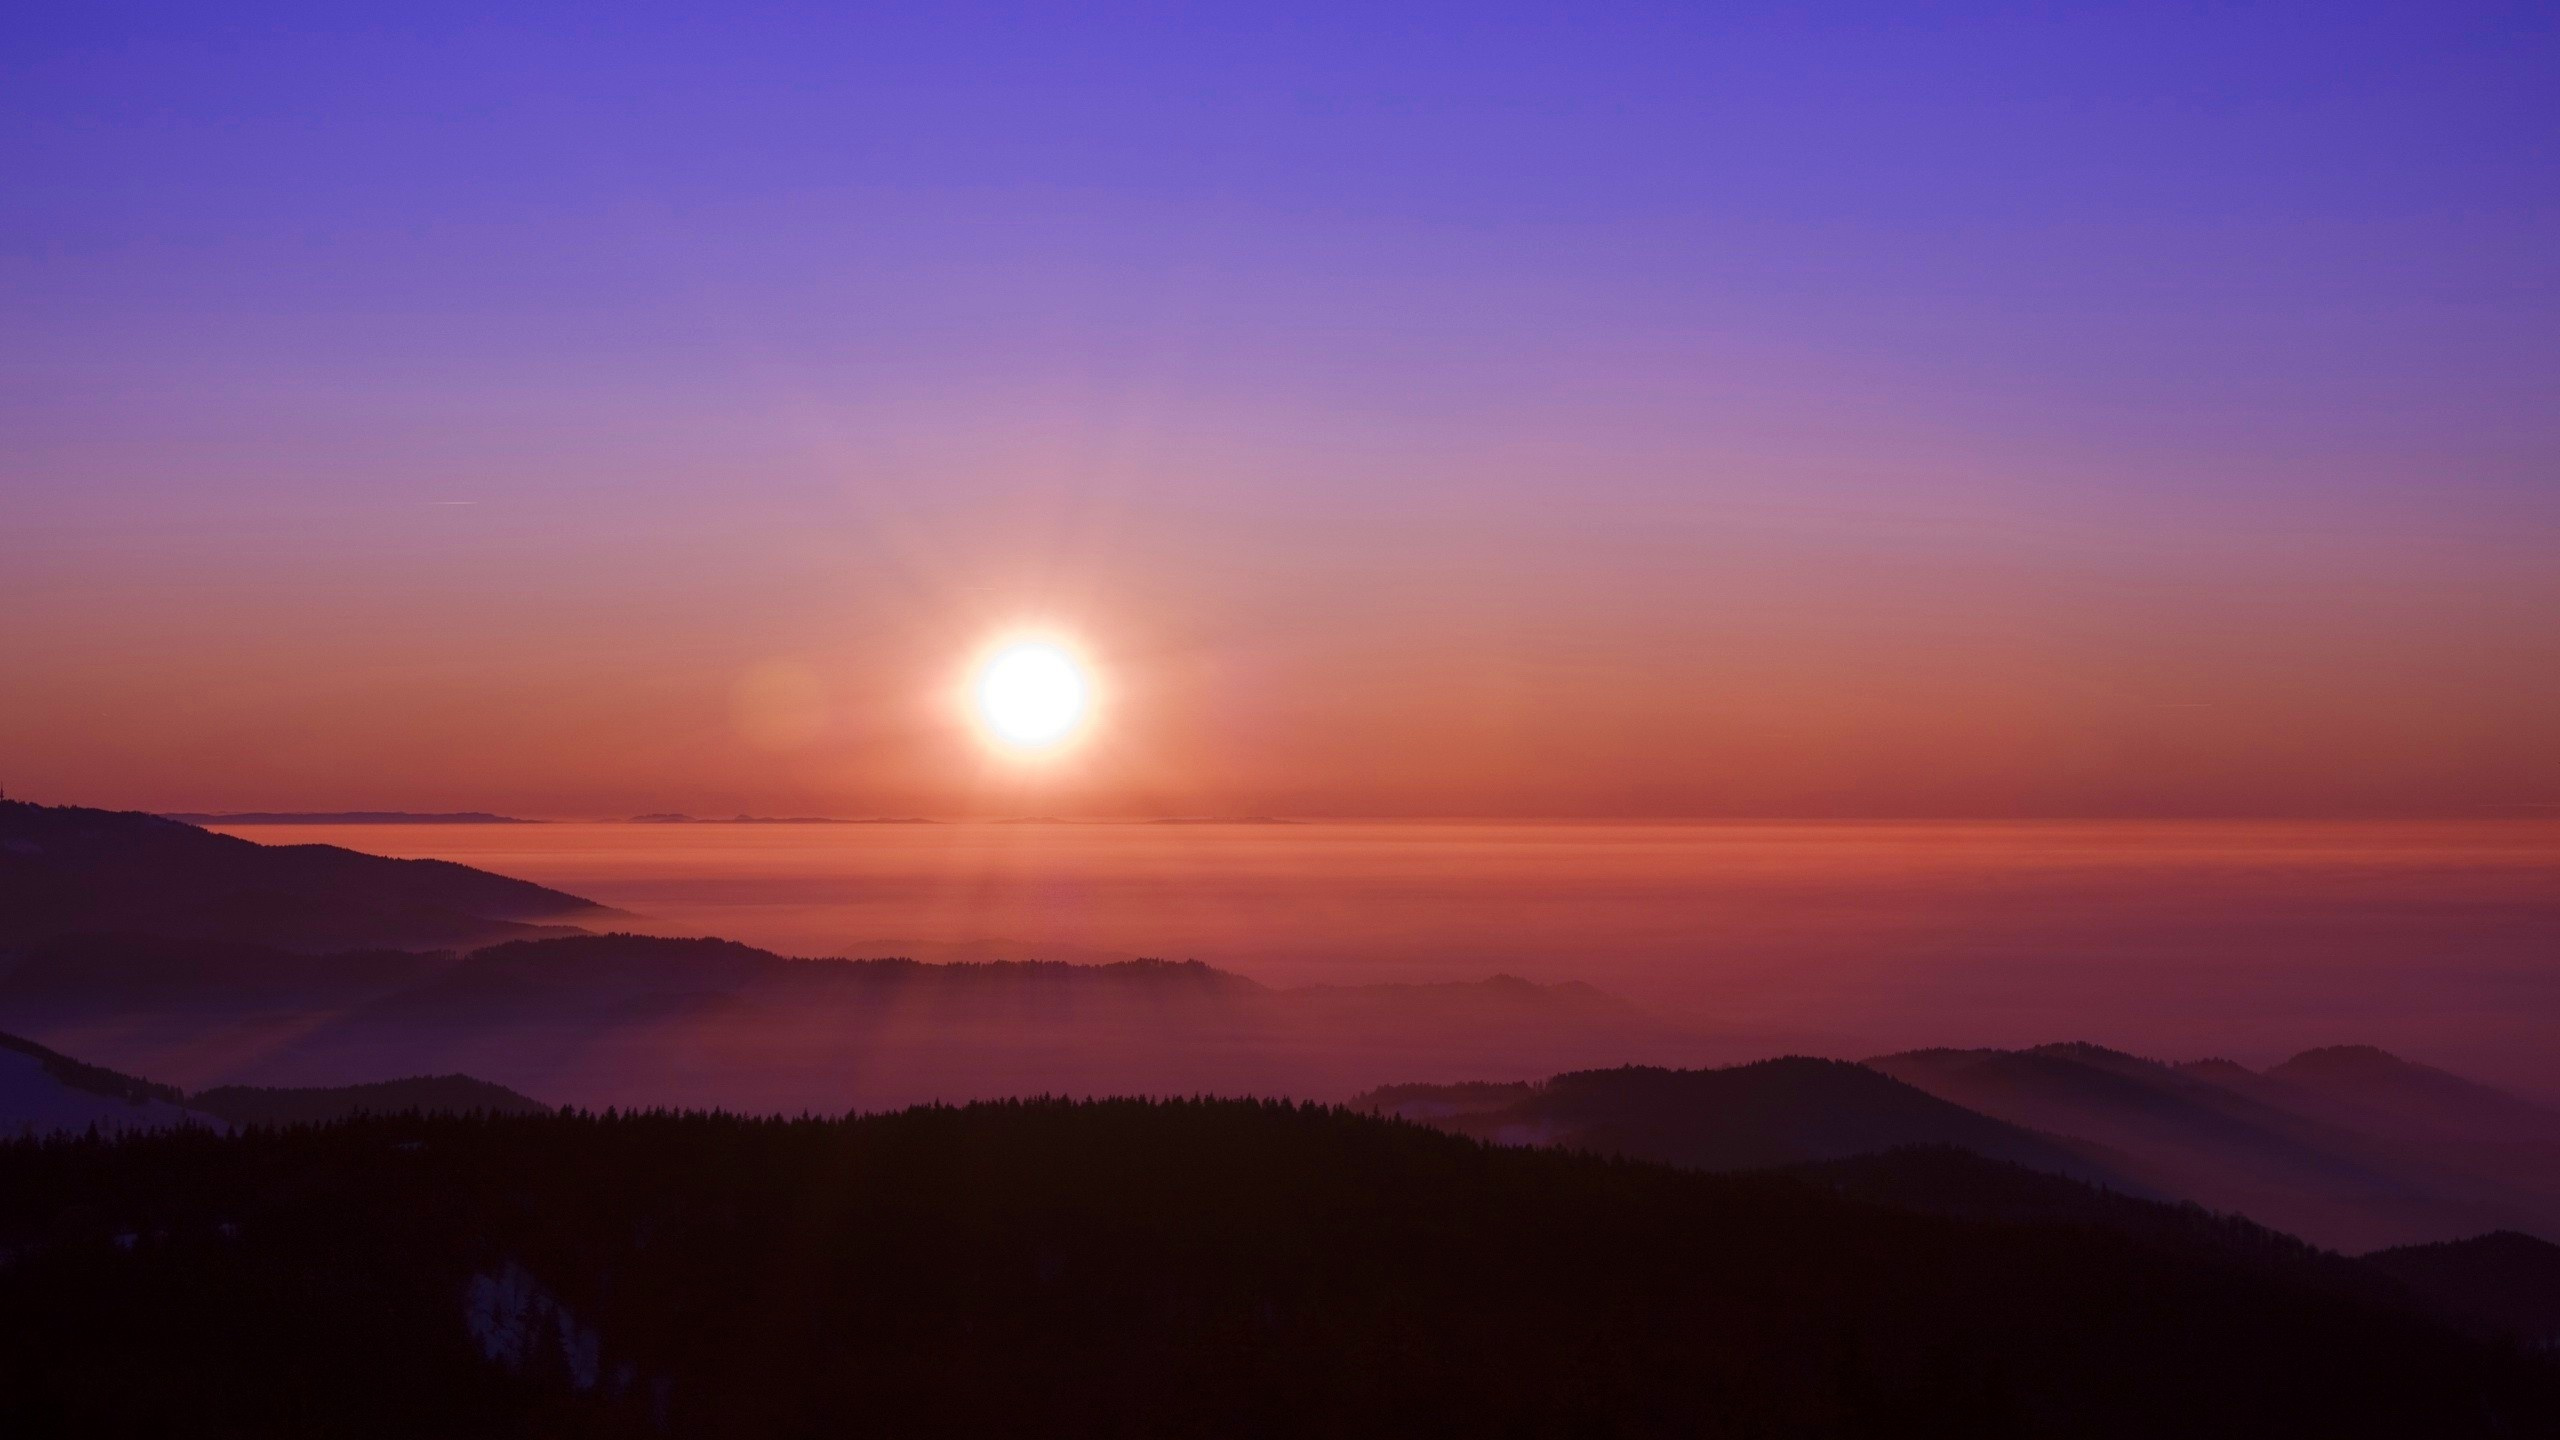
[972,640,1092,752]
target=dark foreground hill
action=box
[2366,1232,2560,1350]
[1,1103,2552,1439]
[0,800,613,951]
[1776,1146,2535,1338]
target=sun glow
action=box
[973,640,1092,751]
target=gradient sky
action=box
[6,2,2556,817]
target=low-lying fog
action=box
[206,818,2560,1101]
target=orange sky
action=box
[6,440,2555,818]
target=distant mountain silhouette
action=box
[3,1102,2552,1436]
[835,936,1151,966]
[161,812,536,825]
[189,1074,548,1126]
[0,931,1759,1114]
[385,935,1267,1017]
[2261,1044,2560,1144]
[1869,1042,2560,1250]
[628,813,931,824]
[1363,1045,2560,1250]
[1,1027,542,1136]
[1356,1059,2129,1185]
[23,800,2549,1257]
[0,800,616,951]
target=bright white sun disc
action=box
[975,643,1089,749]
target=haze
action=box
[193,816,2560,1101]
[9,11,2560,1424]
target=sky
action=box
[5,1,2556,818]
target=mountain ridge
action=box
[1868,1042,2560,1250]
[0,800,615,951]
[0,930,1737,1113]
[189,1074,550,1126]
[162,812,538,825]
[1355,1057,2136,1187]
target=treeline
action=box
[185,1073,549,1126]
[0,1100,2553,1438]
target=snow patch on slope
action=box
[0,1048,217,1138]
[466,1260,604,1391]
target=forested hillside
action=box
[1,1102,2551,1438]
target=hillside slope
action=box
[0,800,612,951]
[2365,1232,2560,1349]
[1870,1043,2560,1250]
[0,1030,215,1138]
[0,1103,2552,1437]
[1356,1059,2130,1187]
